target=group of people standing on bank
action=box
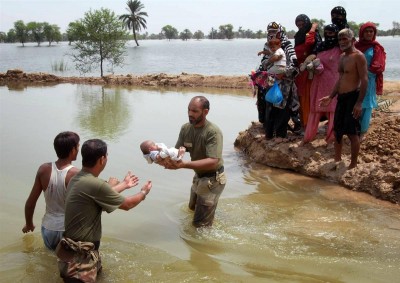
[254,6,386,169]
[22,96,225,282]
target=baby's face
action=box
[268,40,281,52]
[148,142,157,151]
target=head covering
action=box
[355,22,377,52]
[315,24,339,53]
[267,21,288,42]
[355,22,386,95]
[263,21,298,76]
[331,6,348,30]
[294,14,312,46]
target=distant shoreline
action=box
[1,69,400,96]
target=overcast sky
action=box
[1,0,399,34]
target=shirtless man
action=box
[319,29,368,169]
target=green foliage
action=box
[66,21,83,45]
[119,0,148,46]
[219,24,234,39]
[347,21,361,37]
[2,18,398,45]
[255,30,264,39]
[193,30,204,40]
[179,29,192,41]
[208,27,218,39]
[161,25,178,40]
[43,23,62,46]
[70,8,129,77]
[27,21,45,46]
[392,21,400,36]
[14,20,28,46]
[0,32,6,43]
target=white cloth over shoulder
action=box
[42,163,74,231]
[143,143,183,164]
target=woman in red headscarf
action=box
[355,22,386,138]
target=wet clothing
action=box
[41,162,74,250]
[304,46,341,143]
[41,226,64,251]
[58,170,123,282]
[43,163,74,231]
[63,171,125,243]
[175,120,226,226]
[56,237,101,283]
[334,90,361,143]
[189,171,226,227]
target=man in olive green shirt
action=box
[57,139,152,282]
[162,96,226,227]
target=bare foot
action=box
[348,163,357,170]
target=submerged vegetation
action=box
[51,59,68,72]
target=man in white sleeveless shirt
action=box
[22,131,80,250]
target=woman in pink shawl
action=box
[303,24,341,143]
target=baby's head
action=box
[268,38,281,52]
[140,140,156,154]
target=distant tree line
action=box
[0,20,62,46]
[2,19,399,44]
[0,0,398,79]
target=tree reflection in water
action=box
[76,85,131,141]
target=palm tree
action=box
[119,0,148,46]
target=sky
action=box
[0,0,399,34]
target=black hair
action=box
[81,139,107,168]
[53,131,80,159]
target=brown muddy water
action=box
[0,84,399,282]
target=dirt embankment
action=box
[0,69,249,89]
[2,69,400,204]
[234,107,400,204]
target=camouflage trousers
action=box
[56,237,101,283]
